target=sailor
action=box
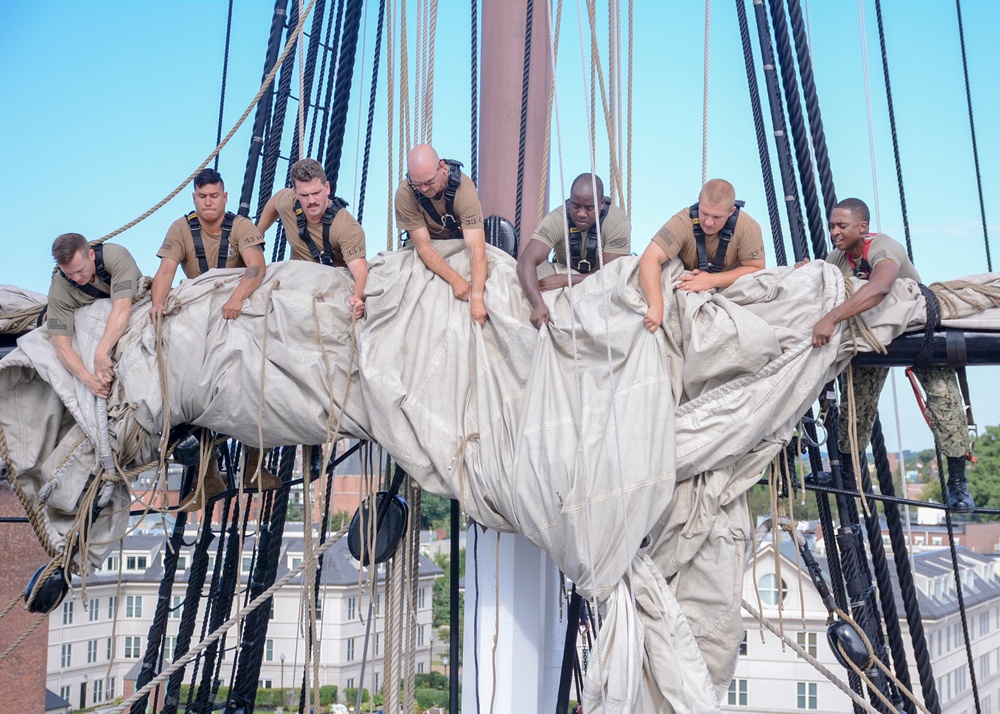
[638,178,765,332]
[516,173,631,329]
[394,144,489,326]
[46,233,143,398]
[150,168,267,320]
[258,158,368,318]
[807,197,974,512]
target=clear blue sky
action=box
[1,1,996,452]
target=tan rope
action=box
[490,531,501,714]
[93,0,317,245]
[625,0,633,216]
[0,304,45,334]
[385,0,396,250]
[741,599,880,714]
[844,365,873,518]
[537,0,565,227]
[930,279,1000,319]
[581,0,625,204]
[424,0,439,143]
[701,0,711,185]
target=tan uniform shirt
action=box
[157,214,264,279]
[47,243,142,338]
[531,202,632,269]
[826,233,920,283]
[394,171,484,240]
[651,208,764,272]
[272,188,366,267]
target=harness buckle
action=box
[577,259,592,274]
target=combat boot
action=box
[946,456,975,513]
[242,448,283,491]
[179,461,228,512]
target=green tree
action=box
[420,492,454,530]
[432,548,465,629]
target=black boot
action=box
[946,456,975,513]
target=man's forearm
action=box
[348,260,368,301]
[415,242,462,285]
[95,305,132,361]
[151,276,171,309]
[469,245,487,297]
[638,255,664,309]
[231,264,265,304]
[53,337,94,383]
[712,264,760,289]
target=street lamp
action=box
[442,655,449,680]
[429,637,434,671]
[280,653,285,696]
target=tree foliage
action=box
[420,492,453,530]
[920,425,1000,521]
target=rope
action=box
[513,0,535,240]
[626,0,633,216]
[214,0,235,171]
[929,278,1000,319]
[873,0,912,259]
[308,0,341,159]
[355,0,387,224]
[424,0,439,143]
[489,532,500,714]
[955,0,992,272]
[385,0,396,249]
[741,599,880,714]
[323,0,365,194]
[701,0,710,185]
[855,0,882,232]
[735,0,786,265]
[95,0,317,245]
[470,0,479,185]
[0,304,46,334]
[536,0,564,227]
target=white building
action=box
[726,537,1000,714]
[47,525,441,710]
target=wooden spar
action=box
[462,2,564,713]
[478,0,552,238]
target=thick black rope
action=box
[767,0,827,261]
[322,0,365,194]
[470,0,480,186]
[473,525,482,713]
[870,413,941,714]
[317,0,348,161]
[356,0,388,224]
[308,0,341,158]
[955,0,992,271]
[513,0,534,240]
[215,0,235,171]
[257,0,301,219]
[749,0,809,262]
[873,0,913,262]
[735,0,786,266]
[286,0,331,169]
[237,1,288,218]
[785,0,836,221]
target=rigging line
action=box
[582,0,625,206]
[288,0,331,169]
[298,0,307,153]
[94,0,319,245]
[355,0,388,224]
[855,0,882,232]
[955,0,992,272]
[307,0,340,158]
[626,0,633,216]
[888,370,915,571]
[350,0,371,203]
[385,0,395,249]
[470,0,479,185]
[701,0,710,185]
[424,0,439,143]
[513,0,534,240]
[322,0,366,194]
[874,0,912,262]
[414,0,424,143]
[214,0,236,171]
[735,0,786,266]
[316,0,348,164]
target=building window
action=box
[104,555,119,572]
[87,639,98,663]
[290,556,303,569]
[348,596,356,620]
[164,636,176,663]
[727,679,747,706]
[62,600,73,625]
[418,587,426,609]
[126,595,143,618]
[89,598,99,622]
[242,556,253,573]
[315,598,323,621]
[347,678,355,689]
[259,679,273,689]
[981,654,992,680]
[418,625,425,647]
[347,638,356,661]
[126,555,148,571]
[107,637,113,659]
[955,665,968,694]
[125,636,142,658]
[796,632,817,658]
[93,678,104,704]
[982,612,991,637]
[797,682,818,709]
[170,595,182,620]
[265,639,274,662]
[739,632,748,656]
[418,662,425,674]
[108,595,118,619]
[757,574,787,606]
[932,537,943,546]
[374,633,381,656]
[60,643,72,667]
[109,678,116,698]
[373,672,380,692]
[60,685,71,703]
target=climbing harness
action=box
[689,199,744,273]
[846,236,874,280]
[410,159,464,239]
[186,211,236,274]
[564,197,609,274]
[60,243,112,299]
[294,197,348,265]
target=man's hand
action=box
[538,274,573,292]
[94,350,115,385]
[222,295,243,320]
[452,278,471,302]
[643,304,663,333]
[812,314,837,347]
[530,303,550,329]
[470,296,488,326]
[148,302,166,321]
[794,258,811,269]
[675,269,718,293]
[348,295,366,319]
[83,371,111,399]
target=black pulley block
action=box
[24,563,70,614]
[828,619,870,670]
[347,491,409,566]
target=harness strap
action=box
[564,198,610,274]
[187,212,236,275]
[846,236,874,279]
[412,160,464,239]
[294,197,348,265]
[690,200,745,273]
[60,244,112,299]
